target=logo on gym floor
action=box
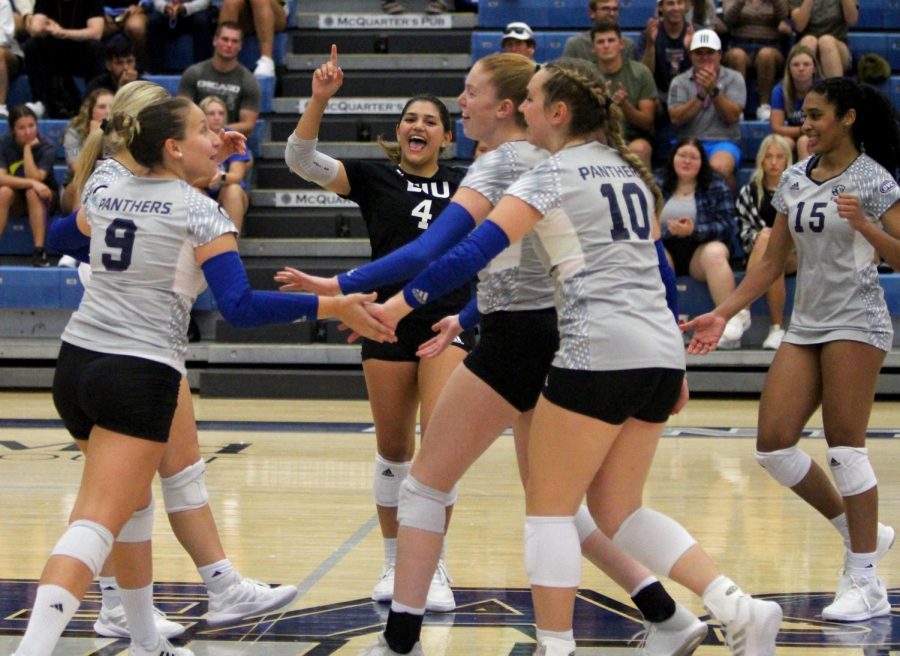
[0,580,897,653]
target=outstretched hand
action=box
[416,314,463,359]
[331,292,396,343]
[680,312,726,355]
[312,44,344,101]
[275,267,341,296]
[218,130,247,162]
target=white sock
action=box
[99,575,121,610]
[830,513,851,544]
[701,575,746,624]
[846,550,877,578]
[391,600,425,615]
[119,584,158,650]
[536,628,575,642]
[16,584,80,656]
[384,537,397,564]
[199,558,239,595]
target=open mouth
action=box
[409,135,428,153]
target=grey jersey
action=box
[461,140,555,313]
[63,175,237,374]
[772,154,900,350]
[504,142,685,372]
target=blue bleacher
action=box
[478,0,593,29]
[473,30,641,64]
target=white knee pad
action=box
[827,446,877,497]
[117,498,155,543]
[397,475,451,534]
[612,507,697,577]
[161,459,209,513]
[51,519,114,576]
[373,454,411,507]
[524,516,582,587]
[574,505,599,544]
[445,482,459,507]
[756,446,812,488]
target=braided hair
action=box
[540,58,664,212]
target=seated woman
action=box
[737,134,796,350]
[770,44,820,160]
[660,137,744,347]
[722,0,789,120]
[0,104,60,266]
[61,88,114,215]
[198,95,251,234]
[790,0,856,78]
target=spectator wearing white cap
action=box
[563,0,636,63]
[668,28,745,189]
[501,21,535,59]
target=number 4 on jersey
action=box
[412,199,434,229]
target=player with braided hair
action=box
[363,58,782,656]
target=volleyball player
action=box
[684,77,900,622]
[13,97,392,656]
[360,58,783,656]
[283,45,475,611]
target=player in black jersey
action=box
[283,45,474,611]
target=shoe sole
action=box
[206,587,301,626]
[673,622,709,656]
[425,598,456,612]
[94,620,186,640]
[371,590,393,603]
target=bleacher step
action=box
[295,12,476,30]
[292,29,472,54]
[273,96,460,114]
[260,141,458,160]
[281,70,465,98]
[243,209,367,240]
[239,238,370,258]
[286,53,471,71]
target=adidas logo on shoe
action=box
[831,458,840,466]
[51,603,64,612]
[726,585,738,595]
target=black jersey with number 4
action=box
[341,159,471,319]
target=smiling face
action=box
[518,68,554,150]
[395,100,451,172]
[457,62,506,143]
[171,104,221,181]
[673,143,702,181]
[660,0,686,24]
[801,91,851,155]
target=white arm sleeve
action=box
[285,133,341,186]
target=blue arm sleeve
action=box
[458,298,481,330]
[47,211,90,262]
[402,219,510,309]
[337,202,476,293]
[202,251,319,328]
[655,240,679,323]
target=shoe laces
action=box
[380,563,396,580]
[433,560,452,585]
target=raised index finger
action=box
[330,43,338,66]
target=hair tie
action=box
[99,118,109,133]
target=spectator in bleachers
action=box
[381,0,449,13]
[563,0,636,62]
[789,0,856,78]
[659,136,745,346]
[23,0,105,118]
[722,0,789,120]
[0,104,59,266]
[60,87,113,214]
[0,0,23,120]
[668,28,745,189]
[101,0,147,69]
[198,95,250,233]
[84,36,141,95]
[178,22,260,137]
[736,134,794,349]
[146,0,214,74]
[639,0,695,105]
[769,44,819,160]
[500,21,535,59]
[592,20,657,167]
[217,0,286,77]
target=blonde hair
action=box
[67,88,114,142]
[782,45,821,116]
[750,134,792,208]
[472,52,535,129]
[199,95,227,115]
[540,58,663,212]
[73,81,170,193]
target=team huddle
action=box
[9,41,900,656]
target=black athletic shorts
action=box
[361,312,476,362]
[663,237,701,277]
[542,366,684,425]
[463,308,559,412]
[53,341,181,443]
